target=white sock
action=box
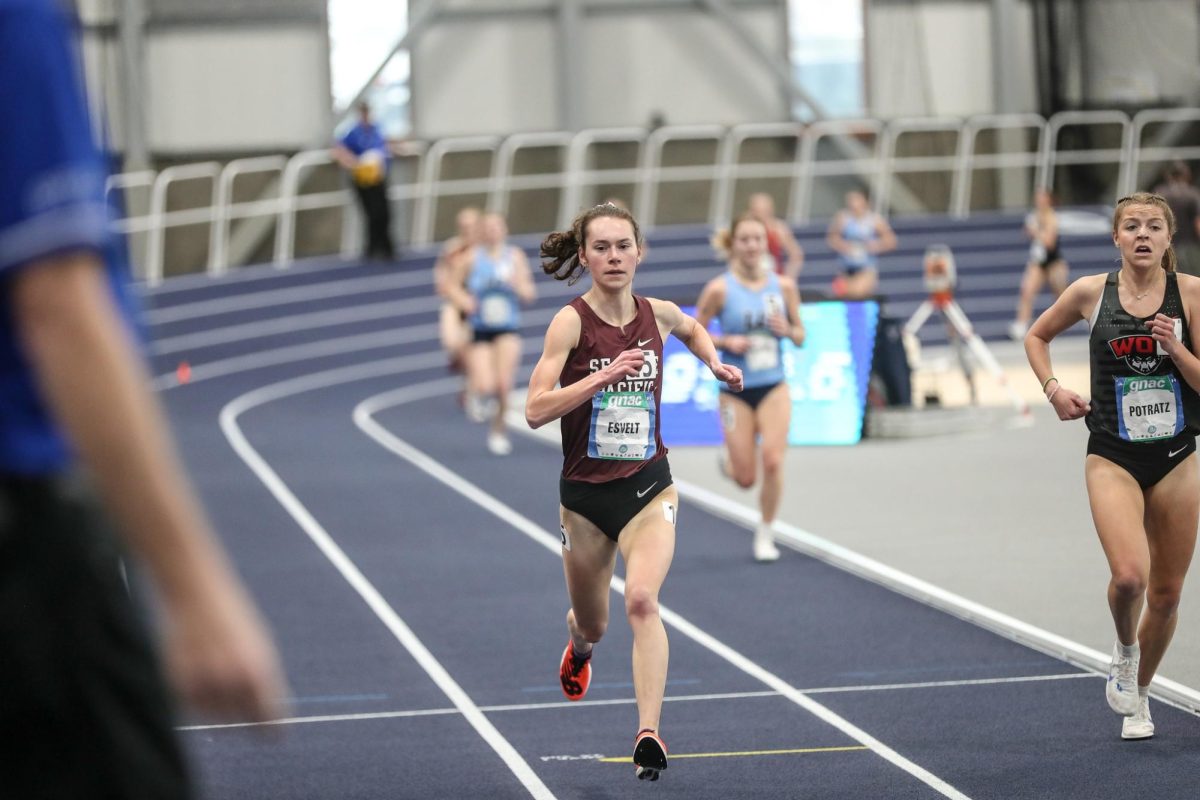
[1138,685,1150,699]
[1119,642,1140,658]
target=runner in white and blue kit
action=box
[444,212,536,454]
[0,2,286,794]
[696,212,805,561]
[1026,192,1200,741]
[826,189,897,299]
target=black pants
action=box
[0,473,191,799]
[354,182,396,260]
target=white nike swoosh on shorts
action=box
[636,481,658,498]
[1169,446,1189,458]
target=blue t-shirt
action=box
[0,0,137,474]
[340,122,388,161]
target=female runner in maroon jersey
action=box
[525,203,742,780]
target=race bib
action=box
[479,290,516,329]
[762,292,784,319]
[1116,374,1183,442]
[845,244,868,267]
[1029,242,1047,263]
[746,331,780,372]
[588,391,656,461]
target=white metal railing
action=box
[1127,108,1200,196]
[104,108,1200,283]
[145,162,221,284]
[209,155,287,277]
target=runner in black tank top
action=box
[526,204,743,780]
[1087,270,1200,458]
[1025,192,1200,740]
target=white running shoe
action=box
[1121,695,1154,740]
[1007,320,1028,342]
[753,524,780,562]
[1106,642,1140,716]
[465,394,487,423]
[487,431,512,456]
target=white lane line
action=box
[354,388,973,800]
[219,376,556,800]
[504,406,1200,717]
[677,481,1200,715]
[180,673,1095,733]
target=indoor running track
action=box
[143,252,1200,799]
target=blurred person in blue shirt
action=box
[333,101,397,261]
[0,1,288,795]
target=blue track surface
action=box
[149,217,1200,799]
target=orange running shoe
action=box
[633,728,668,781]
[559,641,591,701]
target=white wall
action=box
[1082,0,1200,106]
[145,27,332,153]
[411,4,789,138]
[867,0,1038,119]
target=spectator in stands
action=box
[442,212,536,454]
[747,192,803,279]
[1154,161,1200,277]
[826,188,896,299]
[333,101,397,261]
[695,213,805,562]
[1009,187,1069,341]
[0,2,288,796]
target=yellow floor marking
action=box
[601,745,869,763]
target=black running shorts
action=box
[559,457,674,542]
[1087,432,1197,490]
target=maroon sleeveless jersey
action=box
[559,295,668,483]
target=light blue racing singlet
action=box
[467,245,520,333]
[718,272,786,389]
[838,212,879,272]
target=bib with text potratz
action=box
[1116,374,1183,442]
[588,391,656,461]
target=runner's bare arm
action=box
[650,298,743,392]
[525,306,645,428]
[781,224,804,279]
[1152,274,1200,392]
[442,252,476,315]
[512,249,537,304]
[773,276,806,346]
[1027,274,1103,419]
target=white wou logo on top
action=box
[588,350,660,393]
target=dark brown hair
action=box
[1113,192,1178,273]
[540,203,644,285]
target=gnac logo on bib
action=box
[1108,335,1163,376]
